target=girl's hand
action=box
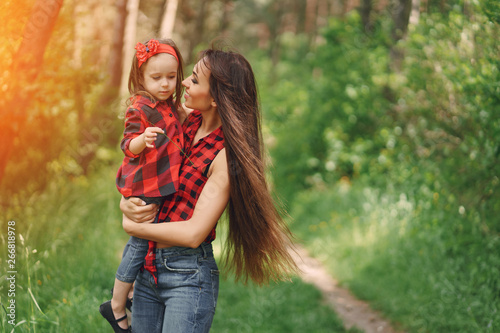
[143,127,164,148]
[120,196,158,223]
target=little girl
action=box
[99,38,185,333]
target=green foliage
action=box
[256,12,394,204]
[481,0,500,23]
[395,7,500,231]
[260,1,500,332]
[290,183,500,332]
[0,0,123,198]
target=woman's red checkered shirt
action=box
[144,110,225,282]
[116,96,183,200]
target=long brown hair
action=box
[199,49,298,285]
[127,38,184,111]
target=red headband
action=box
[135,39,179,68]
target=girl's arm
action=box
[122,149,230,248]
[128,127,164,155]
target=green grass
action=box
[0,164,351,332]
[289,181,500,333]
[212,276,356,333]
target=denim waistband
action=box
[155,242,213,259]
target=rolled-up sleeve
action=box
[121,107,144,158]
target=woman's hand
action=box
[122,212,151,235]
[120,196,158,223]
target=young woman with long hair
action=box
[120,47,297,333]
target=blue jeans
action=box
[116,198,160,283]
[131,242,219,333]
[116,236,149,283]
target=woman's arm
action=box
[122,149,230,248]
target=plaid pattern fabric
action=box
[116,95,183,199]
[144,110,225,283]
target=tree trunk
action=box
[219,0,233,37]
[305,0,318,34]
[109,0,128,89]
[159,0,178,38]
[99,0,128,106]
[410,0,421,25]
[316,0,328,33]
[186,0,209,64]
[391,0,412,41]
[360,0,373,33]
[120,0,140,97]
[0,0,63,183]
[390,0,412,72]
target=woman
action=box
[121,48,297,333]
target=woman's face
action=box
[182,59,215,111]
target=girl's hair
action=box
[127,38,184,111]
[199,48,298,285]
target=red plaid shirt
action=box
[116,96,183,199]
[144,110,225,283]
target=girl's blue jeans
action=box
[116,236,149,283]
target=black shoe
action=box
[110,288,133,312]
[99,300,131,333]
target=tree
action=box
[120,0,139,97]
[76,0,129,174]
[0,0,63,183]
[159,0,179,38]
[107,0,128,92]
[389,0,412,71]
[360,0,374,32]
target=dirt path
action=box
[290,245,404,333]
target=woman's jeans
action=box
[132,242,219,333]
[116,236,149,283]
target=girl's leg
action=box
[111,279,132,330]
[108,236,148,329]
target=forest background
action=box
[0,0,499,332]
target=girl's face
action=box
[182,59,215,111]
[142,53,178,101]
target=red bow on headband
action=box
[135,39,179,68]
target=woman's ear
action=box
[211,99,217,108]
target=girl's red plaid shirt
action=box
[116,95,184,200]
